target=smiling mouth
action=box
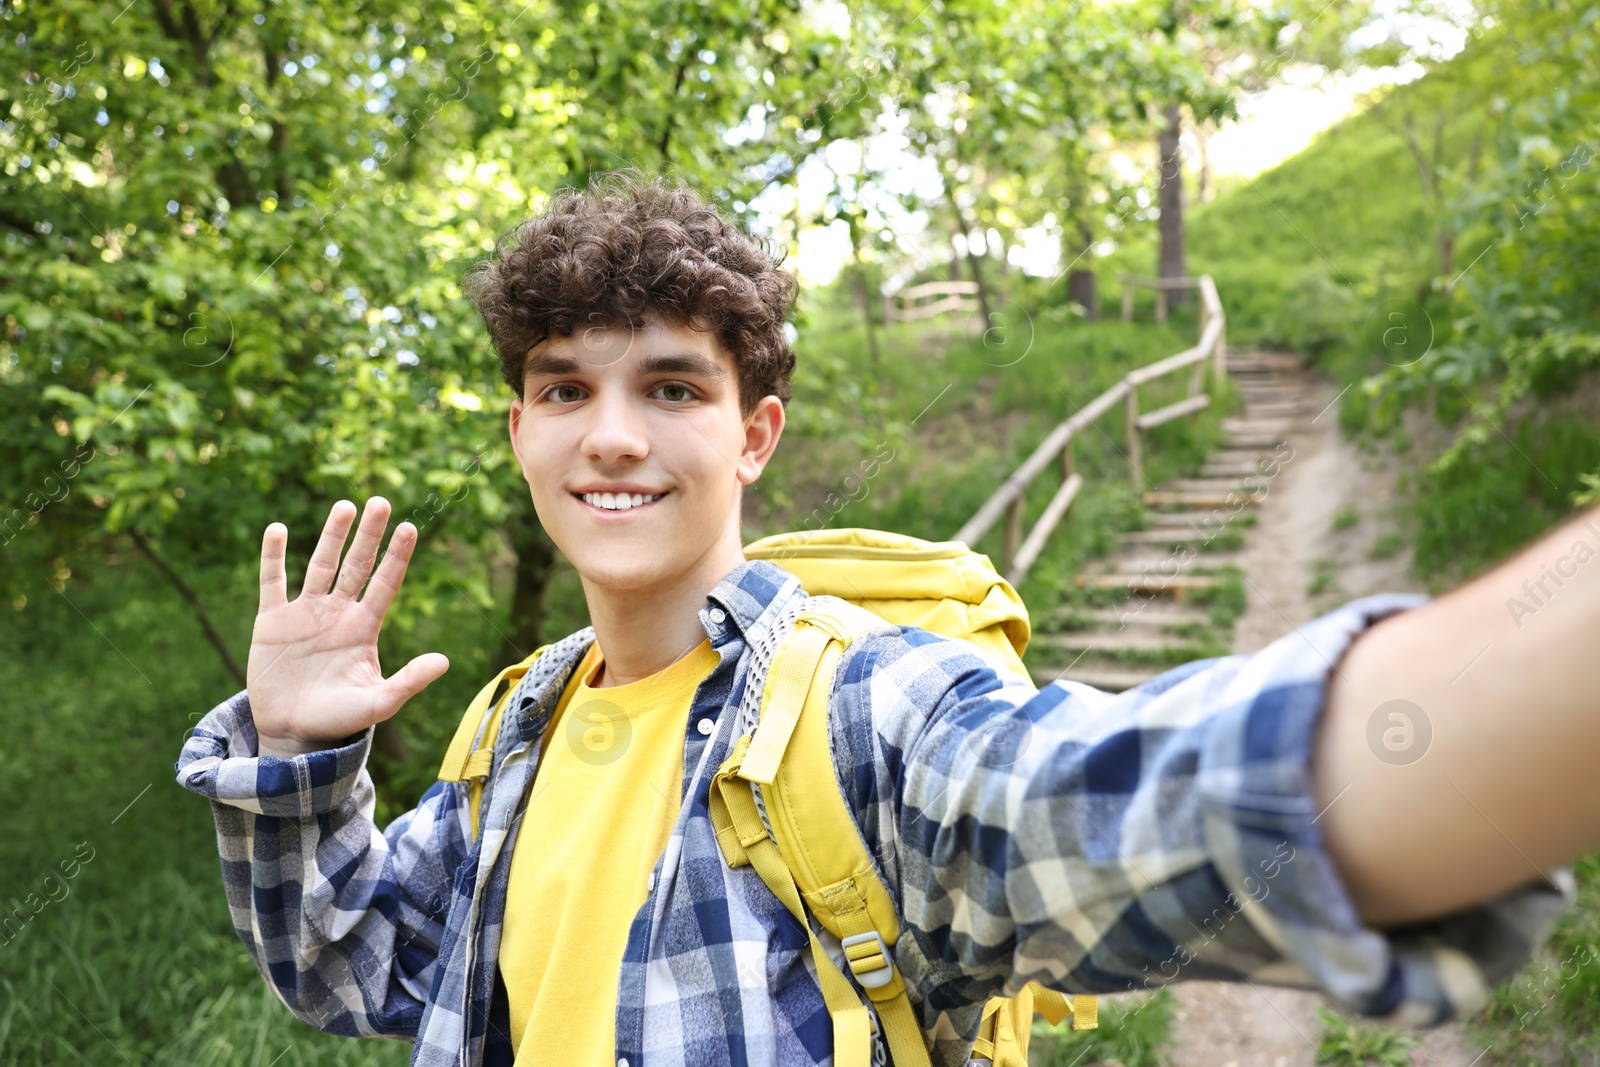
[574,490,670,513]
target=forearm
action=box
[1315,504,1600,927]
[177,690,463,1035]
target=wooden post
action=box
[1002,494,1024,575]
[1061,436,1075,480]
[1121,279,1134,323]
[1155,287,1168,326]
[1125,384,1144,491]
[1212,320,1227,389]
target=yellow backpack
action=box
[437,528,1096,1066]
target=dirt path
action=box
[1166,355,1478,1067]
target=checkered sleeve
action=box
[843,594,1576,1028]
[174,688,472,1040]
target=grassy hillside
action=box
[1169,19,1600,588]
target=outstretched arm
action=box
[1316,502,1600,927]
[176,497,465,1037]
[841,595,1573,1033]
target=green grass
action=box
[0,560,416,1065]
[1308,557,1341,598]
[1409,412,1600,587]
[1368,531,1405,560]
[1033,990,1176,1067]
[1467,853,1600,1066]
[1314,1004,1420,1067]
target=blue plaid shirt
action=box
[176,559,1574,1066]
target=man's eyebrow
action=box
[523,351,581,379]
[636,352,727,380]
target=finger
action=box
[361,520,417,621]
[377,653,451,714]
[259,522,289,614]
[332,497,393,600]
[300,500,357,598]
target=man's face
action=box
[508,319,784,594]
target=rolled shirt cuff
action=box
[175,688,373,818]
[1198,593,1577,1025]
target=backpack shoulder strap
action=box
[709,595,1095,1067]
[713,596,931,1067]
[438,646,549,837]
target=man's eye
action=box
[545,384,584,403]
[655,383,695,403]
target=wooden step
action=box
[1206,450,1280,468]
[1033,630,1212,657]
[1220,433,1287,450]
[1047,603,1213,629]
[1119,529,1247,556]
[1119,528,1215,545]
[1171,477,1259,493]
[1241,402,1316,419]
[1227,354,1304,373]
[1075,573,1224,601]
[1221,417,1293,434]
[1144,490,1264,509]
[1089,552,1243,574]
[1032,663,1163,693]
[1200,460,1269,478]
[1142,510,1225,527]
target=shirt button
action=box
[696,718,714,736]
[707,607,726,624]
[646,871,656,892]
[617,1059,629,1067]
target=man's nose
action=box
[582,388,650,462]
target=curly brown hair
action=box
[463,170,799,414]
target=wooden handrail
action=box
[954,275,1228,586]
[1120,273,1214,326]
[884,280,982,323]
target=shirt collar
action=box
[697,558,806,647]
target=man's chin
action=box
[571,553,680,596]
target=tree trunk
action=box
[1157,101,1189,306]
[945,182,992,323]
[852,264,880,369]
[497,498,560,670]
[846,200,880,369]
[1068,270,1099,320]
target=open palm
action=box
[248,497,449,757]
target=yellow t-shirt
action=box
[499,636,720,1064]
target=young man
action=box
[177,173,1598,1067]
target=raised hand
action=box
[247,497,450,758]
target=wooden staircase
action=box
[1029,352,1319,692]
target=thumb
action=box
[381,652,451,709]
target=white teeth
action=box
[581,492,664,511]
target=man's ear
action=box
[508,396,526,469]
[737,395,785,487]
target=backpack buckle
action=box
[840,931,894,988]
